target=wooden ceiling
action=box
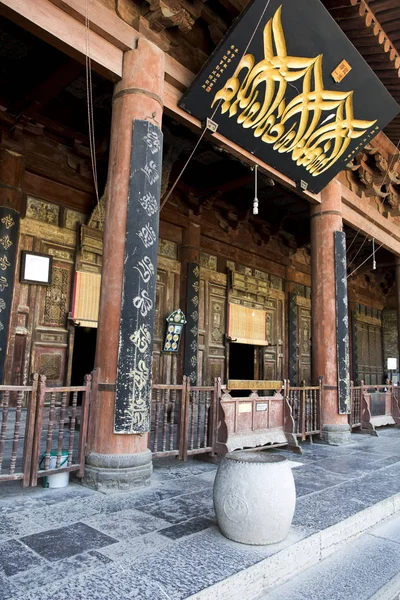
[322,0,400,145]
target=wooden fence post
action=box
[21,373,39,487]
[178,376,188,461]
[319,376,324,439]
[30,375,47,487]
[78,374,92,477]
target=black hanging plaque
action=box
[184,263,200,385]
[115,120,163,434]
[334,231,350,415]
[179,0,399,194]
[0,208,19,383]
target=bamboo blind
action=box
[228,303,267,345]
[71,271,101,328]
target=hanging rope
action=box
[253,165,259,215]
[85,0,102,219]
[159,0,273,212]
[347,242,384,279]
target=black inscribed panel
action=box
[0,208,19,383]
[335,231,351,415]
[184,263,200,385]
[115,120,163,434]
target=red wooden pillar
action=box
[0,149,24,385]
[395,256,400,372]
[311,179,351,444]
[84,39,164,491]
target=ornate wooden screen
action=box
[289,294,311,385]
[263,293,285,381]
[353,307,384,385]
[198,265,227,386]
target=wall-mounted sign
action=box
[163,309,187,353]
[20,251,52,285]
[387,358,397,371]
[179,0,399,193]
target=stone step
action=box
[187,491,400,600]
[257,512,400,600]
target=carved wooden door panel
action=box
[32,255,73,387]
[355,320,384,385]
[6,213,79,388]
[153,255,180,384]
[199,269,227,385]
[263,292,285,381]
[297,305,311,384]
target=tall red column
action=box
[311,179,351,444]
[395,256,400,372]
[84,39,164,491]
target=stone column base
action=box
[82,449,152,493]
[321,423,351,445]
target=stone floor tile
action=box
[292,486,370,533]
[98,532,173,565]
[159,516,215,539]
[0,512,49,543]
[0,574,20,600]
[316,455,379,476]
[16,563,172,600]
[82,508,169,541]
[152,459,218,483]
[0,539,45,576]
[9,550,112,593]
[293,464,350,492]
[127,527,307,599]
[13,494,106,532]
[292,481,317,498]
[135,488,214,524]
[21,522,117,561]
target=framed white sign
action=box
[387,358,398,371]
[20,251,52,285]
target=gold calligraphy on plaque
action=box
[211,5,376,177]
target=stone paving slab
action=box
[1,428,400,598]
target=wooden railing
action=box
[286,379,323,441]
[149,378,221,460]
[0,375,39,486]
[349,381,400,433]
[30,374,91,486]
[0,374,91,488]
[349,382,363,429]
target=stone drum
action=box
[213,451,296,545]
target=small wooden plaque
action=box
[228,380,283,390]
[332,59,352,83]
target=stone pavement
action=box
[1,428,400,599]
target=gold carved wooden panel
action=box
[298,305,311,384]
[153,258,180,385]
[39,352,62,380]
[43,267,69,326]
[263,297,284,382]
[26,197,59,225]
[200,270,227,385]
